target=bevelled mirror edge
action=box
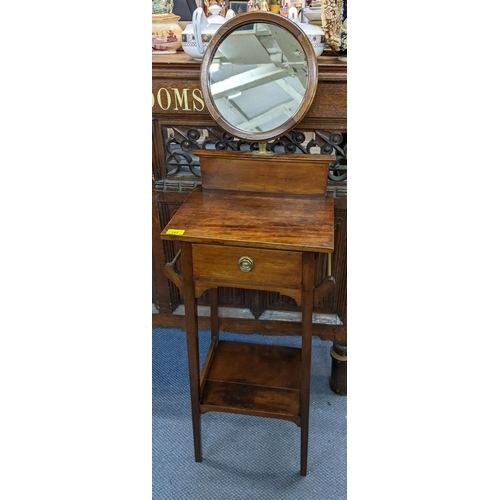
[199,11,318,143]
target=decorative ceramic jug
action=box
[152,13,183,53]
[288,7,325,57]
[181,6,235,60]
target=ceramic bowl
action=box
[152,13,183,52]
[288,7,324,57]
[306,32,325,57]
[153,36,174,51]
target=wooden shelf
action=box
[200,341,302,424]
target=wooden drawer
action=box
[192,244,302,288]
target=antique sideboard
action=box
[152,52,347,379]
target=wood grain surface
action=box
[161,188,334,253]
[196,150,330,195]
[200,340,302,423]
[200,380,301,422]
[205,340,301,389]
[192,245,302,286]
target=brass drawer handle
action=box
[238,256,254,272]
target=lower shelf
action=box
[200,340,302,424]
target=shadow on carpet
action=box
[153,327,346,500]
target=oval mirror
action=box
[200,12,318,143]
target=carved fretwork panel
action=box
[314,252,334,313]
[245,289,267,319]
[218,287,249,308]
[267,292,299,312]
[156,200,183,312]
[331,211,347,323]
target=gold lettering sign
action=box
[192,89,205,112]
[156,88,171,110]
[152,87,205,112]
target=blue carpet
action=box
[153,327,347,499]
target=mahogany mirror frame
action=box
[199,11,319,143]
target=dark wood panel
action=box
[154,193,184,313]
[197,150,330,195]
[307,82,347,123]
[332,208,347,324]
[152,189,172,311]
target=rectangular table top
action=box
[161,187,334,253]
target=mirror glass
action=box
[207,22,309,135]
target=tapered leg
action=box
[300,252,315,476]
[181,242,202,462]
[209,287,219,343]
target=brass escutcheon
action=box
[238,256,254,272]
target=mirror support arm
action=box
[253,141,272,156]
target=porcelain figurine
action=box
[280,1,289,17]
[219,0,227,16]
